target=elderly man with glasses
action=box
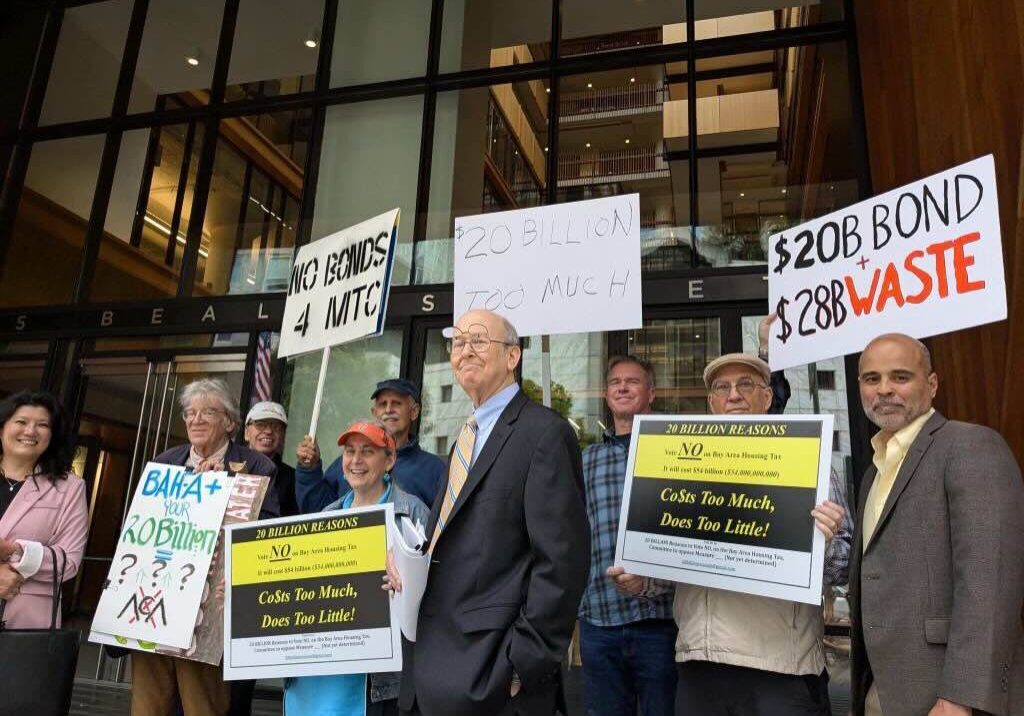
[123,378,279,716]
[613,353,851,716]
[386,308,590,716]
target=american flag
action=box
[253,331,273,403]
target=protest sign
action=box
[278,209,399,359]
[767,154,1006,371]
[615,414,833,605]
[90,463,235,649]
[453,194,642,337]
[223,505,401,680]
[89,474,269,663]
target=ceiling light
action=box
[544,147,549,152]
[740,192,745,197]
[630,77,636,83]
[587,83,593,88]
[624,139,630,144]
[186,56,200,67]
[781,188,787,194]
[305,38,318,48]
[545,87,550,93]
[585,142,591,148]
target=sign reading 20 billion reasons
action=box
[614,415,833,605]
[223,504,401,680]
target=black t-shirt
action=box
[0,479,24,520]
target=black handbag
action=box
[0,546,81,716]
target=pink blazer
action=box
[0,473,88,629]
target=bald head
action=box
[859,333,932,374]
[858,333,937,433]
[449,309,522,406]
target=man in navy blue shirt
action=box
[294,379,445,512]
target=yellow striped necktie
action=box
[429,415,478,554]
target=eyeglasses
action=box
[182,407,224,423]
[446,330,516,355]
[248,420,283,433]
[709,379,767,398]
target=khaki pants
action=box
[130,652,230,716]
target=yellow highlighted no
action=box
[231,524,386,586]
[632,434,820,489]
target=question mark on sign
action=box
[118,554,138,585]
[151,559,168,588]
[179,564,196,591]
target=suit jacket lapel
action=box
[866,411,946,550]
[440,391,526,534]
[0,477,54,537]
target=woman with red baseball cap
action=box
[284,418,429,716]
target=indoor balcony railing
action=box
[557,146,668,185]
[560,83,666,119]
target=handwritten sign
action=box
[278,209,399,359]
[89,474,269,663]
[454,195,642,336]
[91,463,235,649]
[223,505,401,680]
[615,415,833,604]
[768,155,1006,371]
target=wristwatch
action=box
[758,348,769,362]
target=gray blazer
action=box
[849,412,1024,715]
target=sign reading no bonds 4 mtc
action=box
[454,194,642,336]
[615,415,833,605]
[278,209,399,359]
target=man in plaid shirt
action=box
[578,355,677,715]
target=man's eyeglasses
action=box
[248,420,283,433]
[446,331,516,355]
[182,407,224,423]
[709,379,767,398]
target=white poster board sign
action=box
[768,154,1006,371]
[278,209,399,359]
[614,414,833,605]
[91,463,235,649]
[454,194,642,336]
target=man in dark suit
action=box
[388,308,590,716]
[849,333,1024,716]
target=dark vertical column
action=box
[294,0,338,249]
[177,0,240,296]
[72,0,150,302]
[410,0,445,282]
[686,0,699,266]
[544,0,561,206]
[0,7,63,271]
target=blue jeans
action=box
[579,618,678,716]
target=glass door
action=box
[72,353,246,680]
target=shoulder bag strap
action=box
[47,546,66,631]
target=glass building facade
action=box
[0,0,870,692]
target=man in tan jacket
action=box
[615,352,851,714]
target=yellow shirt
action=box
[862,408,934,550]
